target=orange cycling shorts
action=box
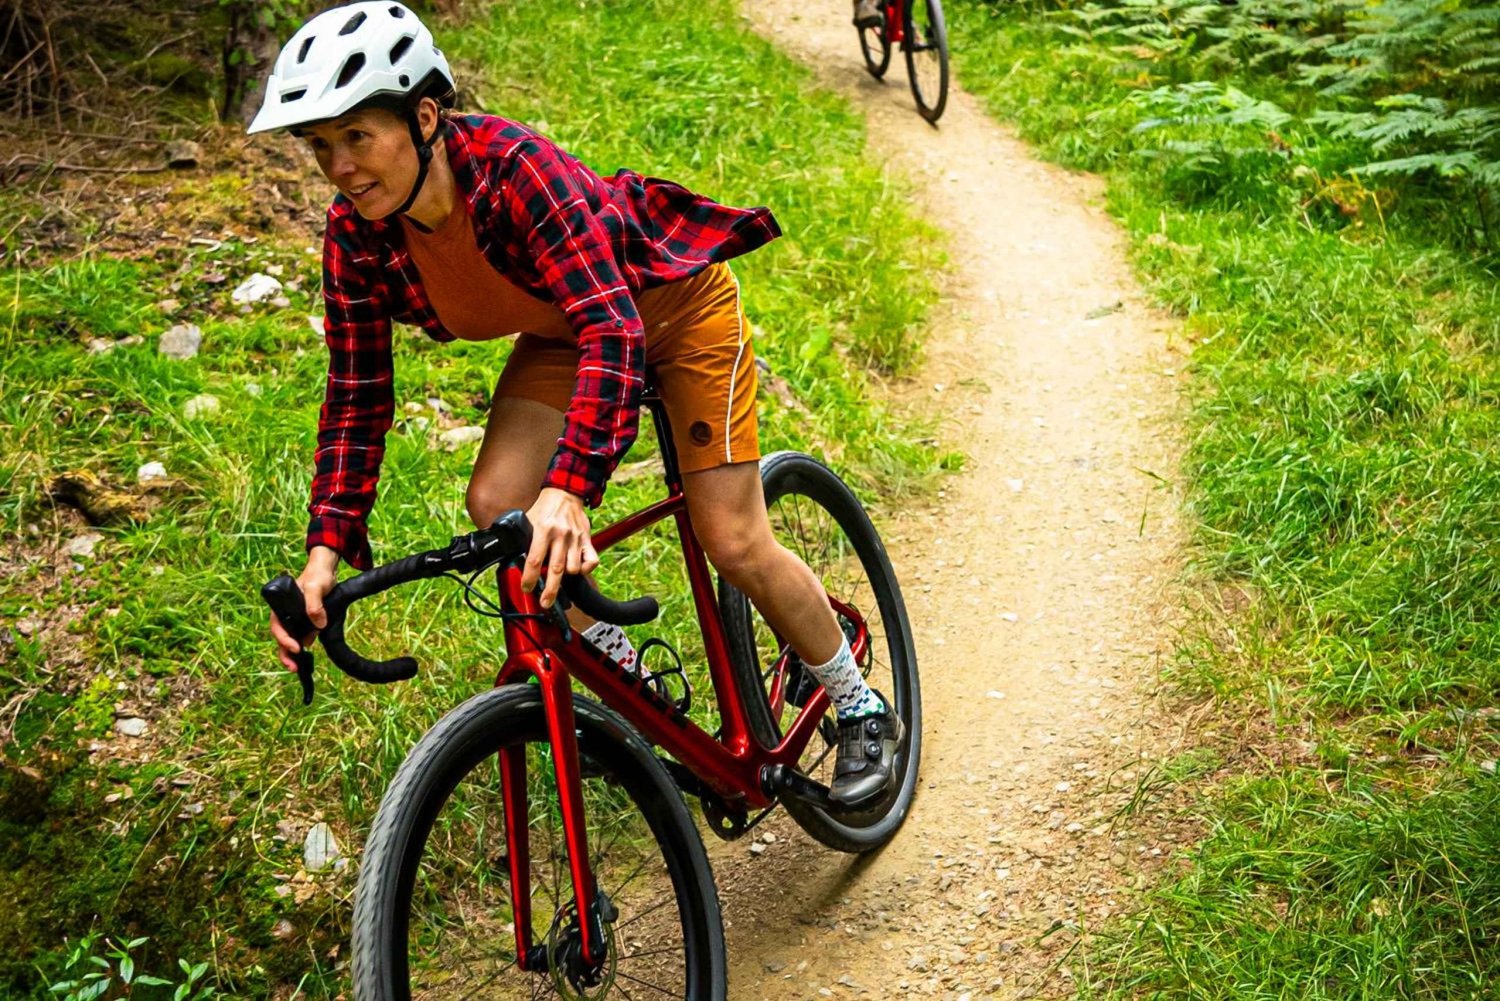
[496,262,761,474]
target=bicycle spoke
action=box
[544,786,561,913]
[619,944,685,963]
[789,494,814,567]
[590,811,630,873]
[607,851,660,903]
[615,891,677,932]
[807,738,835,772]
[616,970,683,997]
[447,959,519,1001]
[812,506,835,573]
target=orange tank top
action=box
[401,202,712,343]
[400,203,576,342]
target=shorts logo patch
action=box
[689,420,712,446]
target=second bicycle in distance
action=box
[859,0,950,124]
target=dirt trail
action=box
[714,5,1189,998]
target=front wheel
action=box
[352,686,726,999]
[719,451,922,853]
[904,0,950,124]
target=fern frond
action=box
[1457,56,1500,76]
[1355,151,1481,180]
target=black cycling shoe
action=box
[852,0,884,29]
[828,692,904,810]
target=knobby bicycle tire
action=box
[905,0,949,124]
[352,685,726,1000]
[719,451,922,853]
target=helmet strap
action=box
[394,109,439,218]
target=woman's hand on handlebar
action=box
[523,487,599,609]
[270,546,339,672]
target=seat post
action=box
[642,381,684,493]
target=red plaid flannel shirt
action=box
[309,114,781,569]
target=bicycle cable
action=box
[441,560,556,659]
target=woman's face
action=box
[299,107,421,220]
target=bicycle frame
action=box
[490,391,870,970]
[883,0,907,47]
[883,0,945,53]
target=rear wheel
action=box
[859,10,892,79]
[904,0,949,124]
[352,686,725,999]
[719,451,922,853]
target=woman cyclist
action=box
[257,2,901,808]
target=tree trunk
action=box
[222,1,281,126]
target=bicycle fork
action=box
[495,578,610,976]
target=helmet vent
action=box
[389,35,413,65]
[389,5,406,17]
[339,11,367,35]
[296,37,315,63]
[334,52,366,89]
[280,88,307,103]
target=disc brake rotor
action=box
[545,898,619,1000]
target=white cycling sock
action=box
[804,638,884,720]
[582,621,646,677]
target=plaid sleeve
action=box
[502,138,645,506]
[306,217,395,571]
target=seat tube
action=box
[534,650,606,965]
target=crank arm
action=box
[761,763,833,811]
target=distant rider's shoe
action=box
[853,0,884,29]
[828,692,903,809]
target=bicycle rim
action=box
[905,0,949,124]
[353,688,723,999]
[859,19,891,78]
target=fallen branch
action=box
[126,31,196,69]
[0,40,45,85]
[0,126,172,145]
[82,52,108,88]
[4,154,169,175]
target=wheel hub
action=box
[545,894,619,1000]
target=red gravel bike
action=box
[860,0,950,124]
[263,384,921,999]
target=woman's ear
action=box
[417,97,441,143]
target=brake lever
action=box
[291,649,315,706]
[261,573,318,706]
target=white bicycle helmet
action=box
[247,1,454,135]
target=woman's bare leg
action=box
[467,396,596,632]
[682,462,844,665]
[465,396,565,528]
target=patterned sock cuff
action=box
[582,620,641,674]
[804,638,883,719]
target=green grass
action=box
[948,2,1500,998]
[0,1,943,995]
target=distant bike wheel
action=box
[904,0,949,124]
[352,686,725,999]
[719,451,922,854]
[859,14,891,79]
